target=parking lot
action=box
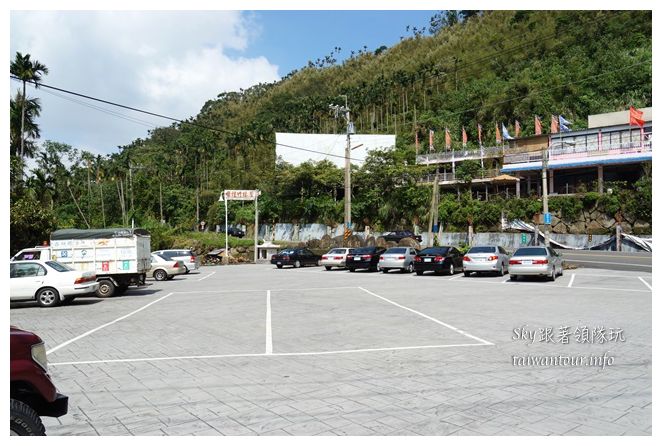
[10,264,652,435]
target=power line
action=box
[10,75,365,162]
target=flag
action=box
[629,106,645,127]
[502,123,514,140]
[477,124,483,146]
[515,120,521,138]
[415,129,420,153]
[445,128,451,150]
[495,123,502,143]
[462,126,468,147]
[429,129,434,152]
[550,115,559,133]
[534,115,542,135]
[559,115,572,132]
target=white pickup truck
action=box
[12,228,151,298]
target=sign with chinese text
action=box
[220,190,261,201]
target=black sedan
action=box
[346,246,386,272]
[382,230,423,243]
[220,227,245,238]
[413,246,464,275]
[271,248,321,269]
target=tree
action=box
[10,52,49,158]
[10,92,41,158]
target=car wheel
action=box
[449,264,455,275]
[558,264,564,276]
[316,259,321,266]
[154,269,168,281]
[294,260,301,268]
[415,271,423,276]
[464,271,470,277]
[407,263,414,273]
[36,287,60,308]
[184,266,190,274]
[511,275,518,281]
[549,267,556,282]
[325,266,332,271]
[96,279,116,298]
[10,398,45,436]
[276,265,283,269]
[381,268,388,274]
[497,264,504,276]
[349,268,355,272]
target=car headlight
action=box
[31,342,48,372]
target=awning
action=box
[491,174,520,183]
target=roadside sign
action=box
[220,190,261,201]
[544,212,552,225]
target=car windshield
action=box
[467,246,497,254]
[385,248,407,254]
[513,247,548,256]
[45,261,75,272]
[353,247,376,254]
[279,249,296,255]
[328,249,346,255]
[419,247,449,256]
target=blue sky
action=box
[10,10,434,156]
[239,11,434,76]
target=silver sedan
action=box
[378,247,418,273]
[321,248,354,270]
[463,245,510,276]
[509,246,563,281]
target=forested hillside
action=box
[10,10,652,252]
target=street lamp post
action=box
[330,97,354,237]
[541,143,552,247]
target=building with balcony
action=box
[416,108,652,199]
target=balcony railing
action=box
[417,168,501,184]
[415,146,504,164]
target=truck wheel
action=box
[10,398,46,436]
[96,280,116,298]
[36,287,61,308]
[154,269,168,281]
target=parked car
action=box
[148,254,187,281]
[413,246,464,276]
[10,260,99,307]
[152,249,200,273]
[378,247,418,273]
[346,246,386,272]
[11,326,68,435]
[271,248,321,268]
[509,246,563,281]
[320,248,355,271]
[463,245,510,277]
[382,230,423,243]
[219,226,246,238]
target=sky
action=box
[9,9,434,157]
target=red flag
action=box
[495,123,502,143]
[550,115,559,134]
[629,106,645,127]
[415,129,419,153]
[477,124,482,146]
[462,126,467,147]
[429,129,434,152]
[445,128,451,150]
[515,120,521,138]
[534,115,542,135]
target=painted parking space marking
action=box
[358,286,493,345]
[47,292,174,355]
[197,271,216,281]
[638,277,652,291]
[265,290,273,354]
[568,273,576,288]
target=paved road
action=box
[558,249,652,272]
[10,265,651,436]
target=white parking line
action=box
[265,290,273,354]
[448,274,464,281]
[357,287,493,345]
[638,277,653,291]
[49,343,491,366]
[197,271,216,281]
[568,273,576,288]
[562,259,652,268]
[501,278,509,283]
[47,292,174,355]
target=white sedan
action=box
[10,260,99,307]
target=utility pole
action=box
[542,144,550,246]
[330,96,355,237]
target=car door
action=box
[452,248,462,268]
[10,263,47,300]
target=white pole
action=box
[224,191,229,265]
[254,192,259,264]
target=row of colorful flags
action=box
[416,107,646,151]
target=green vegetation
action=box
[9,11,652,253]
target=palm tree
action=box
[10,92,41,158]
[10,52,49,158]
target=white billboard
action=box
[275,133,396,167]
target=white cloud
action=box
[10,11,280,155]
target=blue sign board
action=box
[544,213,552,225]
[432,224,439,233]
